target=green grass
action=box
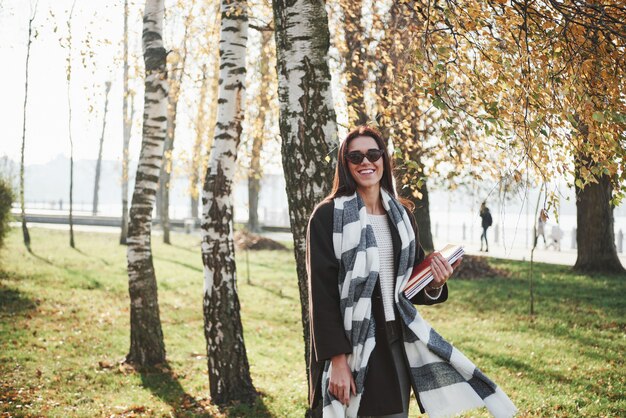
[0,228,624,417]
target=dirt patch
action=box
[453,255,512,279]
[234,230,287,251]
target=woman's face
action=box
[346,135,384,192]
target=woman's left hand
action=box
[427,253,462,290]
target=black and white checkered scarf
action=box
[321,190,517,418]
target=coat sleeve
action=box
[307,203,352,362]
[406,208,449,306]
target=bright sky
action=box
[1,0,142,165]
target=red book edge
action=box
[403,245,463,296]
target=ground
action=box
[0,228,624,417]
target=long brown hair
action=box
[324,126,413,210]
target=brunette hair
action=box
[324,126,413,210]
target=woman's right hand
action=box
[329,353,356,405]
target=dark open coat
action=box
[306,200,448,416]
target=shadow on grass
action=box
[155,256,203,273]
[468,348,623,404]
[29,251,55,266]
[0,283,38,316]
[169,243,199,254]
[247,281,295,301]
[139,362,271,417]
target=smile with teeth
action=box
[358,168,375,175]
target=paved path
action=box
[16,223,626,267]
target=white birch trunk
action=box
[125,0,168,367]
[201,0,256,405]
[120,0,131,245]
[272,0,338,408]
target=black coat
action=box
[307,200,448,416]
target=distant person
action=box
[534,209,548,247]
[479,202,492,252]
[547,225,563,251]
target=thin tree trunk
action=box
[574,158,625,273]
[125,0,168,367]
[93,81,112,216]
[247,30,273,233]
[161,17,191,244]
[272,0,338,409]
[375,2,434,251]
[67,0,76,249]
[412,176,434,252]
[339,0,369,125]
[247,134,262,232]
[20,4,36,252]
[120,0,131,245]
[190,66,209,220]
[201,0,256,405]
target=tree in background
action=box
[125,0,168,367]
[19,1,36,253]
[189,4,221,220]
[200,0,256,404]
[158,1,196,243]
[373,2,436,251]
[120,0,133,245]
[272,0,338,408]
[338,0,369,126]
[92,81,112,216]
[64,0,77,248]
[246,6,277,233]
[0,177,14,255]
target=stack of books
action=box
[403,244,464,299]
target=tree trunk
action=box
[201,0,256,405]
[247,30,274,233]
[339,0,369,125]
[93,81,112,216]
[574,160,625,273]
[125,0,168,367]
[272,0,338,409]
[20,4,35,252]
[120,0,132,245]
[375,2,434,252]
[67,0,76,249]
[247,135,262,233]
[412,177,434,252]
[190,66,209,220]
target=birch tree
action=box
[92,81,112,216]
[125,0,168,367]
[247,28,276,232]
[201,0,256,405]
[120,0,132,245]
[20,1,36,252]
[272,0,338,405]
[66,0,76,248]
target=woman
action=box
[307,126,516,418]
[479,202,492,252]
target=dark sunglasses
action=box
[345,149,384,164]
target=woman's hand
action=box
[426,252,462,290]
[329,353,356,405]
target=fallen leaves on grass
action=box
[234,230,287,251]
[454,255,512,279]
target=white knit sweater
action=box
[368,214,396,322]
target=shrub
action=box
[0,177,14,251]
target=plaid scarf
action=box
[321,190,517,418]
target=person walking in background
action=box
[479,202,492,252]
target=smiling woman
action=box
[305,126,516,418]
